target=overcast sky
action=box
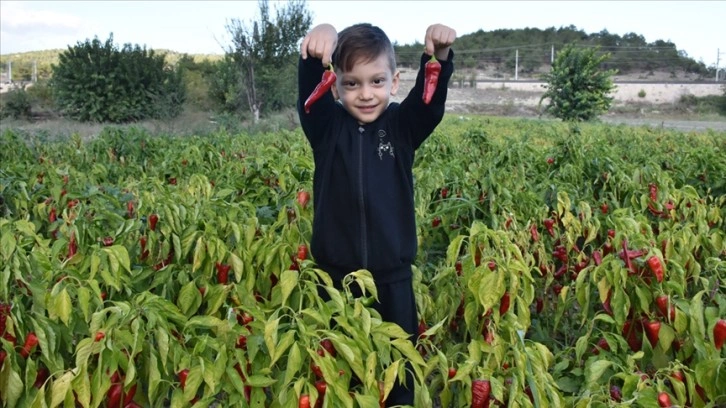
[1,1,724,67]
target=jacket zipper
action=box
[358,125,368,268]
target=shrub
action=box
[1,87,32,119]
[539,44,617,121]
[50,33,186,123]
[638,89,647,98]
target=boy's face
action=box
[332,53,400,124]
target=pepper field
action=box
[0,115,725,407]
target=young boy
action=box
[298,22,455,406]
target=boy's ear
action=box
[390,70,400,96]
[331,83,339,100]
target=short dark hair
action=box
[333,23,396,73]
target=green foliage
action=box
[50,34,186,123]
[539,45,617,122]
[0,87,32,119]
[206,54,247,115]
[677,92,726,116]
[220,0,312,119]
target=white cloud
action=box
[1,1,83,33]
[0,1,103,53]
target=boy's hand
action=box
[301,24,338,67]
[424,24,456,61]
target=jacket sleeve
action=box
[297,56,337,148]
[398,50,455,150]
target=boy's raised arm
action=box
[298,24,339,146]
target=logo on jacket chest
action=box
[376,129,394,160]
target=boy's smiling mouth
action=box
[357,104,378,112]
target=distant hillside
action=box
[0,25,714,83]
[394,25,712,80]
[0,48,222,83]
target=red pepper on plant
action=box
[33,366,49,388]
[148,213,159,231]
[107,383,123,408]
[126,200,134,218]
[314,380,327,407]
[19,332,39,359]
[178,369,189,389]
[304,64,336,114]
[124,383,137,406]
[530,223,539,242]
[610,385,622,402]
[297,190,310,209]
[647,255,664,283]
[297,244,308,261]
[643,319,661,348]
[657,391,673,407]
[655,295,676,321]
[448,367,457,379]
[471,379,491,408]
[714,319,726,350]
[216,262,231,284]
[591,337,610,355]
[543,218,555,237]
[649,183,658,201]
[422,55,441,105]
[320,338,336,357]
[68,230,78,259]
[499,292,511,316]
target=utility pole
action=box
[551,45,555,64]
[7,60,11,83]
[32,61,37,83]
[717,48,722,82]
[515,49,519,81]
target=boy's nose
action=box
[359,85,373,100]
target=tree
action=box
[539,44,617,121]
[50,34,186,123]
[223,0,312,122]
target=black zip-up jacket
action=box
[297,51,454,284]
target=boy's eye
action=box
[343,81,357,88]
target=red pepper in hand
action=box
[422,55,441,105]
[304,64,336,114]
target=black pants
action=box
[322,275,418,407]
